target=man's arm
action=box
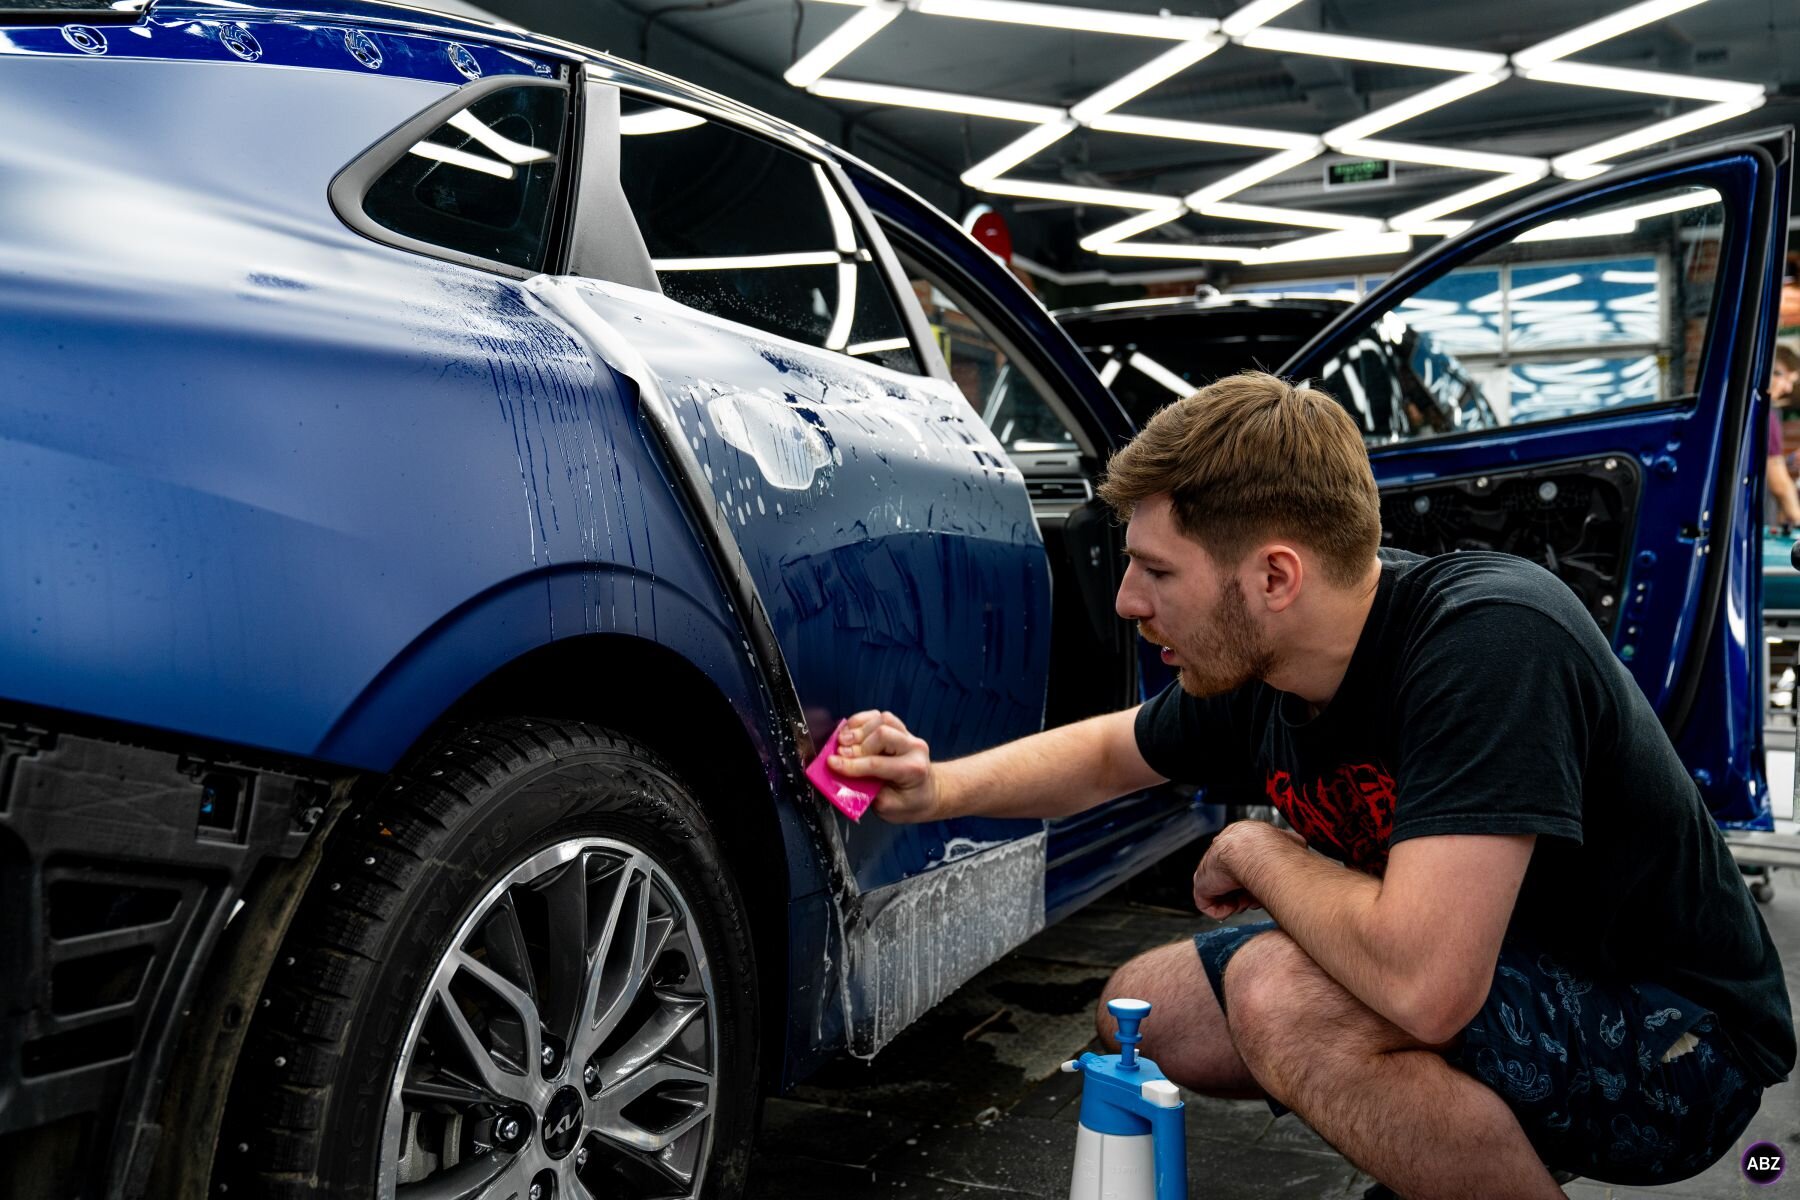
[1198,823,1534,1045]
[829,706,1167,822]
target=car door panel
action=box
[1285,133,1792,825]
[851,164,1218,916]
[534,274,1052,892]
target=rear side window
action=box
[616,99,920,374]
[344,80,569,274]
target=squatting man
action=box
[829,372,1793,1198]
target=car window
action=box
[361,83,569,273]
[897,263,1075,454]
[1314,184,1727,445]
[1068,308,1335,429]
[616,99,919,374]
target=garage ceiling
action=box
[487,0,1800,285]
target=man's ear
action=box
[1253,544,1304,613]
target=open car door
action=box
[1281,131,1792,838]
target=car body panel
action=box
[532,275,1055,895]
[847,160,1218,919]
[0,4,1080,1155]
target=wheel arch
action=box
[439,632,805,1100]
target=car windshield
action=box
[1062,304,1337,427]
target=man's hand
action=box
[827,710,944,823]
[1193,821,1307,919]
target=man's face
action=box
[1774,364,1796,407]
[1115,495,1275,698]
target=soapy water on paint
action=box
[707,391,831,490]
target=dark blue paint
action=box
[6,4,555,81]
[556,281,1053,894]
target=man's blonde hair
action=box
[1097,371,1381,587]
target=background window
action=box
[362,84,568,272]
[903,266,1074,454]
[618,100,918,373]
[1315,186,1726,444]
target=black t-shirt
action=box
[1136,548,1796,1087]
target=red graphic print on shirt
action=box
[1264,762,1398,875]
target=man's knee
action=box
[1095,940,1201,1051]
[1220,930,1319,1051]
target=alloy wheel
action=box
[379,837,718,1199]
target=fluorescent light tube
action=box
[1219,0,1306,38]
[1470,273,1582,310]
[961,119,1077,186]
[447,111,552,164]
[914,0,1217,40]
[1250,230,1412,264]
[1515,215,1637,242]
[1324,71,1506,142]
[1512,0,1710,70]
[1402,219,1473,237]
[619,108,707,135]
[1390,171,1541,228]
[826,261,857,350]
[1097,357,1123,386]
[1090,241,1252,262]
[1183,143,1322,206]
[784,2,900,87]
[408,141,514,179]
[814,164,858,252]
[1078,206,1186,250]
[1068,36,1225,120]
[1521,61,1764,105]
[653,251,843,271]
[979,178,1179,209]
[848,337,911,356]
[1086,112,1317,151]
[809,79,1065,123]
[1551,100,1762,174]
[1129,352,1195,398]
[1326,138,1549,177]
[1238,28,1506,74]
[1197,201,1383,232]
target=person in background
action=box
[1769,343,1800,530]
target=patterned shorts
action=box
[1193,921,1764,1186]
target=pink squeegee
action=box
[805,718,881,821]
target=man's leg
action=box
[1097,939,1265,1099]
[1223,931,1563,1200]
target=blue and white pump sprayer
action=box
[1063,998,1187,1200]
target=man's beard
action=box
[1147,578,1276,698]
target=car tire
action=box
[215,717,759,1200]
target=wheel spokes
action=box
[394,1141,518,1200]
[591,991,705,1092]
[385,839,717,1200]
[588,1061,712,1153]
[530,854,592,1050]
[453,950,545,1082]
[430,984,532,1104]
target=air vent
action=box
[1025,478,1092,503]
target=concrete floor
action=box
[749,819,1800,1199]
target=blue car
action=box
[0,0,1788,1195]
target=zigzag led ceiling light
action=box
[784,0,1767,264]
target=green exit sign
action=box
[1324,158,1393,188]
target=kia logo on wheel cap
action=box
[541,1086,585,1159]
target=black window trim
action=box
[329,72,576,279]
